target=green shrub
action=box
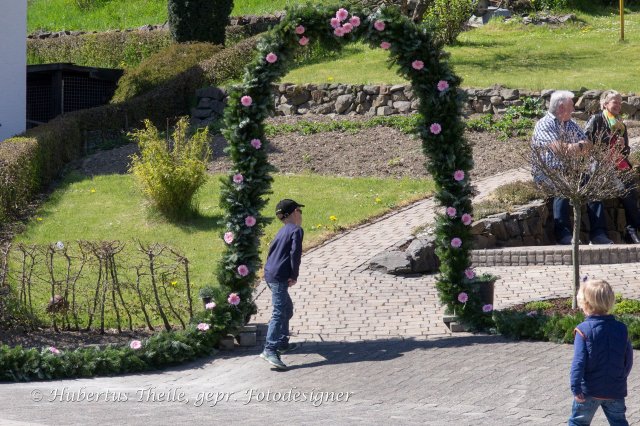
[27,31,172,69]
[113,42,222,103]
[0,139,38,222]
[613,298,640,315]
[129,117,211,219]
[493,180,544,205]
[524,300,554,311]
[168,0,233,45]
[494,310,549,340]
[423,0,474,46]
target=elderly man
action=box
[531,90,612,245]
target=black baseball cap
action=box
[275,199,304,218]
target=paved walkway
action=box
[2,168,640,425]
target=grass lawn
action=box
[15,172,434,291]
[27,0,310,32]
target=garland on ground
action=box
[217,3,492,329]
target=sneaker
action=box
[626,227,640,244]
[590,234,613,245]
[277,342,300,355]
[259,351,288,370]
[557,235,572,245]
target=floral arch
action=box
[217,4,490,328]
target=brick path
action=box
[2,168,639,425]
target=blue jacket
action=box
[570,315,633,399]
[264,223,304,283]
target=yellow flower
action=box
[327,76,334,82]
[316,224,323,229]
[170,280,178,287]
[36,217,43,222]
[329,215,337,222]
[375,197,382,203]
[90,188,96,193]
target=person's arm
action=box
[570,329,587,401]
[625,338,633,378]
[288,228,304,284]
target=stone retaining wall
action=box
[191,84,640,125]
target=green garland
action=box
[217,3,492,328]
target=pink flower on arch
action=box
[205,302,216,310]
[295,25,305,35]
[251,138,262,149]
[228,293,241,306]
[446,207,457,217]
[130,340,142,350]
[197,323,210,331]
[454,170,465,182]
[380,41,391,50]
[343,22,353,33]
[451,237,462,248]
[330,17,341,28]
[483,304,494,313]
[237,265,249,277]
[430,123,442,135]
[49,346,60,355]
[336,8,349,21]
[458,292,468,303]
[462,213,473,226]
[223,231,234,244]
[464,268,475,280]
[265,52,278,63]
[374,20,386,31]
[412,60,425,71]
[334,27,346,37]
[299,36,310,46]
[437,80,449,91]
[240,96,252,107]
[245,216,257,227]
[349,16,361,27]
[233,173,244,184]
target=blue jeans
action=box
[568,397,628,425]
[554,198,608,241]
[264,281,293,354]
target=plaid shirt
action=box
[531,112,586,182]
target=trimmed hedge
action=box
[27,31,172,69]
[0,139,39,222]
[112,42,223,103]
[168,0,233,45]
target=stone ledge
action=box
[471,244,640,267]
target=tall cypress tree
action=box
[168,0,234,45]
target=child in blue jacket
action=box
[259,199,304,370]
[569,279,633,425]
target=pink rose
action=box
[483,304,494,313]
[228,292,241,305]
[330,17,341,28]
[265,52,278,63]
[299,36,309,46]
[380,41,391,50]
[245,216,256,227]
[237,265,249,277]
[374,20,385,31]
[232,173,244,184]
[430,123,442,135]
[458,292,468,303]
[451,237,462,248]
[130,340,142,350]
[437,80,449,91]
[334,27,345,37]
[464,268,475,279]
[454,170,465,182]
[412,60,424,71]
[295,25,305,35]
[49,346,60,355]
[343,22,353,33]
[446,207,457,217]
[349,16,361,27]
[205,302,216,310]
[240,95,252,107]
[462,213,473,226]
[197,323,210,331]
[336,8,349,21]
[223,231,234,244]
[250,138,262,149]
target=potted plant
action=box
[198,286,216,309]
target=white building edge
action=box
[0,1,27,142]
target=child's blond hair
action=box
[577,279,615,315]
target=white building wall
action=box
[0,1,27,141]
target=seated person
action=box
[585,90,640,244]
[531,90,612,245]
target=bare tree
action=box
[530,135,637,308]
